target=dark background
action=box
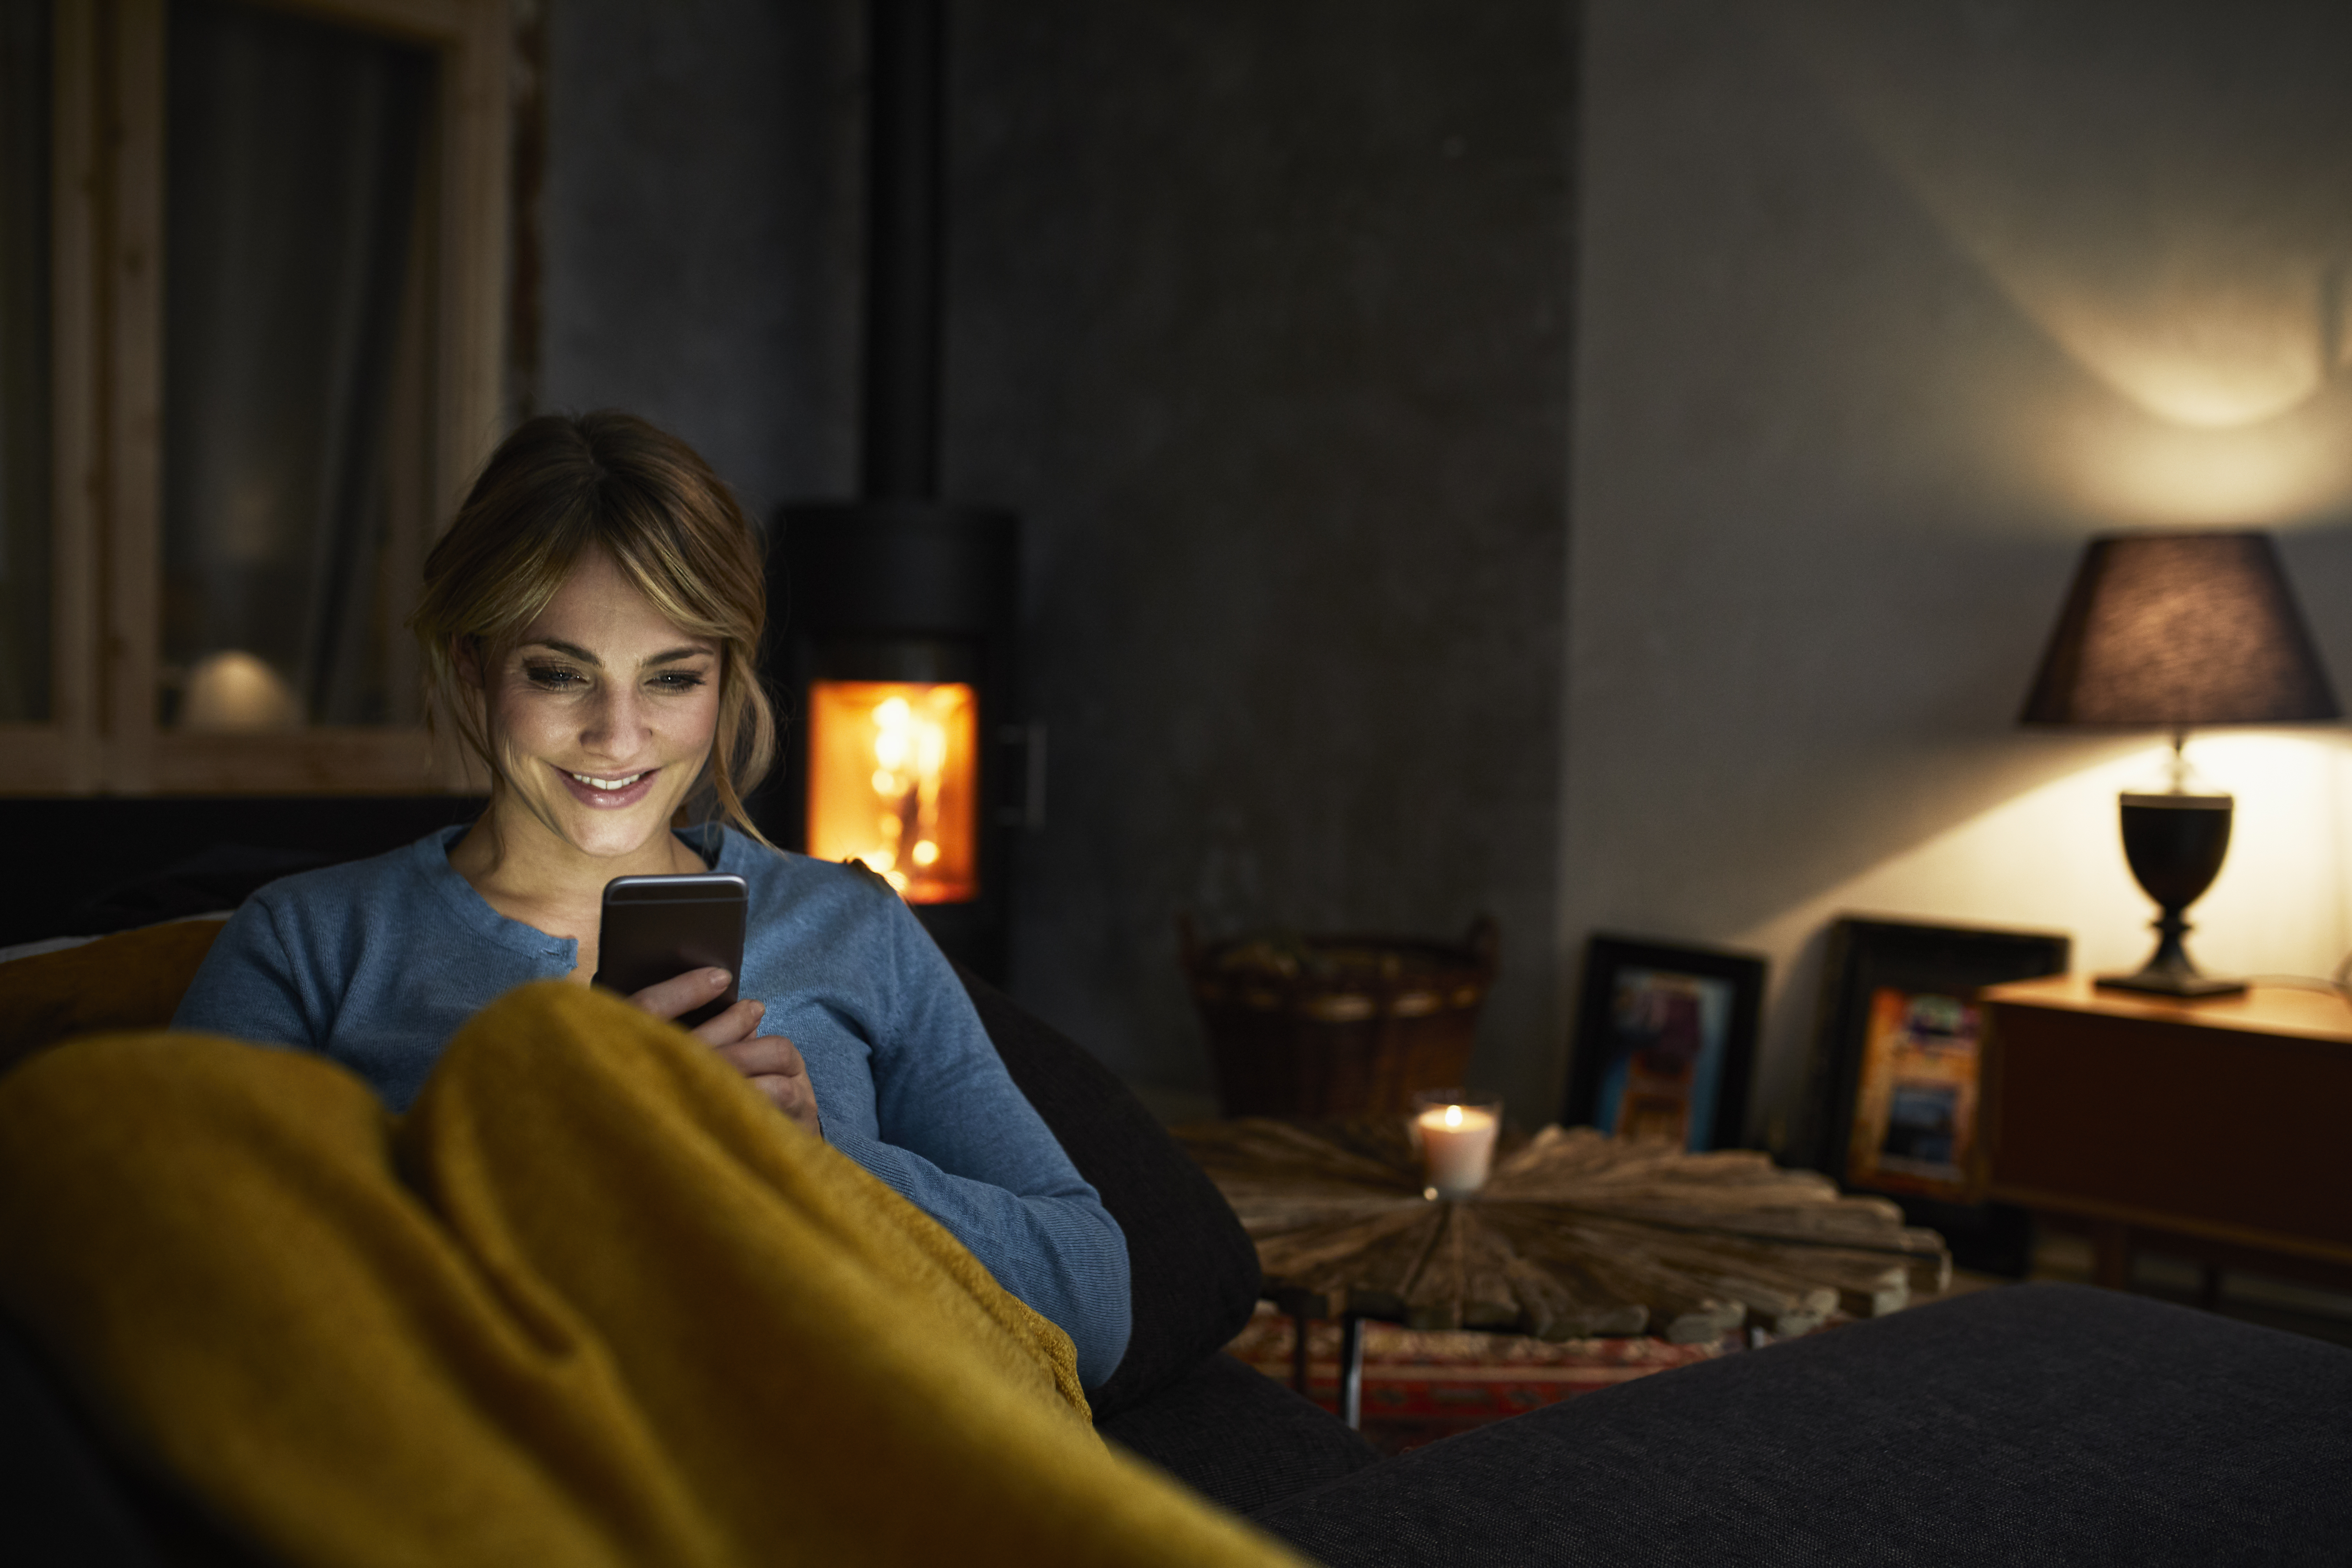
[526,0,2352,1134]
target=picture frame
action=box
[1563,934,1765,1153]
[1802,916,2071,1276]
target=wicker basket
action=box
[1180,916,1499,1117]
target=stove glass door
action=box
[805,678,978,903]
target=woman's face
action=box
[475,546,721,862]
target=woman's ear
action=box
[451,635,484,689]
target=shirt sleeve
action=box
[171,897,317,1049]
[821,895,1134,1391]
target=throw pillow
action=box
[954,964,1262,1420]
[0,920,225,1077]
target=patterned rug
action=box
[1223,1302,1730,1456]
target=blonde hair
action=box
[411,411,776,843]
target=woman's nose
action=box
[578,681,649,752]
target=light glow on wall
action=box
[1736,731,2352,989]
[2051,389,2352,526]
[1775,0,2352,526]
[1975,270,2337,432]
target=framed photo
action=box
[1563,935,1765,1153]
[1803,917,2071,1274]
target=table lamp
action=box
[2018,531,2340,997]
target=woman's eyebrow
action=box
[518,640,713,668]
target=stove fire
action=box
[806,679,978,903]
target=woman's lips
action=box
[556,764,660,808]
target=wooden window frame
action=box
[4,0,506,795]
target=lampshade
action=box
[2018,532,2340,728]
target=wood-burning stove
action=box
[753,0,1027,979]
[760,499,1020,978]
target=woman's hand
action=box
[629,968,822,1139]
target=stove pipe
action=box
[861,0,943,501]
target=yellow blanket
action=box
[0,981,1305,1567]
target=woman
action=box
[173,411,1130,1390]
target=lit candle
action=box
[1412,1093,1501,1200]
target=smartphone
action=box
[592,872,749,1028]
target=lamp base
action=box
[2097,795,2245,999]
[2094,965,2246,999]
[2094,907,2245,999]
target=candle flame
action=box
[1443,1104,1463,1129]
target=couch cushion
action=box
[0,921,226,1078]
[1250,1283,2352,1567]
[1099,1350,1378,1515]
[954,965,1262,1419]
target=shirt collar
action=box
[414,820,744,966]
[415,824,575,965]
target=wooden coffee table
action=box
[1176,1119,1951,1426]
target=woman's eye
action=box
[652,671,708,692]
[524,664,585,690]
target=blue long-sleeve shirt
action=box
[174,824,1132,1388]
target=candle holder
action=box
[1409,1088,1502,1200]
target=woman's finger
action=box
[689,998,764,1048]
[716,1034,805,1080]
[627,967,733,1022]
[747,1072,822,1137]
[718,1036,820,1135]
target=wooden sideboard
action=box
[1979,975,2352,1292]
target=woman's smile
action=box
[556,764,662,808]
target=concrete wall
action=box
[946,0,1577,1114]
[1570,0,2352,1153]
[540,0,1580,1117]
[539,0,862,522]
